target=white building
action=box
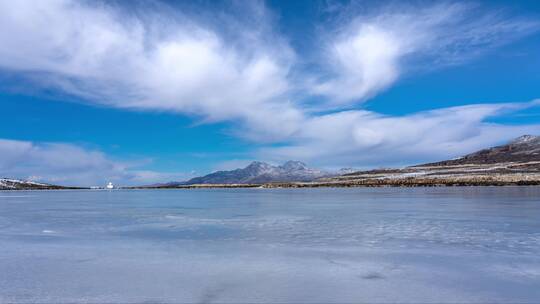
[106,182,114,189]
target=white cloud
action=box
[260,100,540,168]
[0,0,300,139]
[311,3,539,105]
[311,23,403,103]
[0,138,191,186]
[0,1,536,119]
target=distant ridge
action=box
[182,161,330,185]
[315,135,540,187]
[419,135,540,166]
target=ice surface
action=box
[0,187,539,302]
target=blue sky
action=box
[1,0,540,186]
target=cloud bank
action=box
[0,138,190,186]
[260,100,540,168]
[0,0,539,183]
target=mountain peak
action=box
[183,160,330,184]
[510,135,540,145]
[245,161,272,170]
[280,160,307,171]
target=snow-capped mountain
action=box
[183,161,331,184]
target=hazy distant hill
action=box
[183,161,330,185]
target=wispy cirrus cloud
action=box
[311,2,539,105]
[1,1,536,132]
[0,0,302,140]
[260,100,540,168]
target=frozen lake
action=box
[1,187,539,303]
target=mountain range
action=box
[167,135,540,186]
[172,161,334,185]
